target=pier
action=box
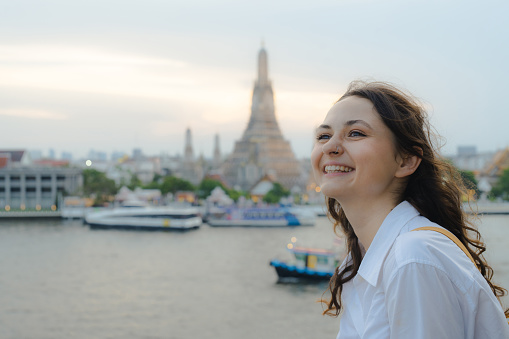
[464,202,509,215]
[0,210,62,219]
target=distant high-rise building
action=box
[457,146,477,157]
[222,46,301,190]
[132,148,143,161]
[29,150,42,160]
[88,149,108,161]
[111,151,127,162]
[61,151,73,161]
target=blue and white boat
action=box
[206,206,315,227]
[270,246,341,282]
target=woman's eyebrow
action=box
[345,119,372,129]
[316,120,372,133]
[317,124,331,130]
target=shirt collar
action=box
[357,201,420,287]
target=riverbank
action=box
[465,202,509,215]
[0,210,61,219]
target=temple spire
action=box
[257,47,268,86]
[242,45,280,139]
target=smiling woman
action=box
[311,96,406,208]
[312,81,509,339]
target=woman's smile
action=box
[323,164,355,174]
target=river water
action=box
[0,215,507,339]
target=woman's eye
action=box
[348,130,366,137]
[316,134,331,141]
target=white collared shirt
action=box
[337,201,509,339]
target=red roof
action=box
[33,159,69,167]
[0,156,8,168]
[0,150,25,162]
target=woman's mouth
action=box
[324,165,354,173]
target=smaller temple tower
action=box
[213,134,222,169]
[180,127,202,185]
[184,128,194,162]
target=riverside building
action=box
[0,150,82,210]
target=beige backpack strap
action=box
[413,227,509,323]
[412,226,476,267]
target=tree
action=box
[128,173,143,190]
[459,170,480,198]
[143,181,160,190]
[196,178,246,201]
[263,182,290,204]
[160,176,195,195]
[82,169,117,205]
[197,178,227,199]
[226,189,246,202]
[491,168,509,201]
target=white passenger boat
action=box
[85,205,202,231]
[206,207,316,227]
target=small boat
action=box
[206,206,316,227]
[85,205,202,231]
[270,246,341,282]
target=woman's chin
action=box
[320,187,344,201]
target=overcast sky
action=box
[1,0,507,160]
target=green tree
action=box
[142,173,163,190]
[263,182,290,204]
[82,169,118,205]
[227,189,246,202]
[459,170,480,198]
[128,173,143,190]
[160,176,195,195]
[196,178,245,201]
[143,181,160,190]
[491,168,509,201]
[197,178,227,199]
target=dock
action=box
[464,202,509,215]
[0,211,62,219]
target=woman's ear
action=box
[395,148,422,178]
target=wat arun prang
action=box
[223,47,302,191]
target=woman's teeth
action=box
[324,165,353,173]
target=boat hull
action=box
[207,220,307,227]
[206,207,316,227]
[88,223,200,231]
[270,260,334,281]
[85,207,202,231]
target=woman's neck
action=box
[340,198,399,250]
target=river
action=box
[0,214,507,339]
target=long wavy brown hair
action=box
[321,80,508,317]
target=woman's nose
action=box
[322,140,343,155]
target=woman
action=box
[311,81,509,338]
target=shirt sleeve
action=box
[384,262,465,339]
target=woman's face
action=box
[311,96,404,203]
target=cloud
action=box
[0,44,186,67]
[0,108,67,120]
[0,44,256,120]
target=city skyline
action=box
[1,0,508,159]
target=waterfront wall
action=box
[0,167,82,211]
